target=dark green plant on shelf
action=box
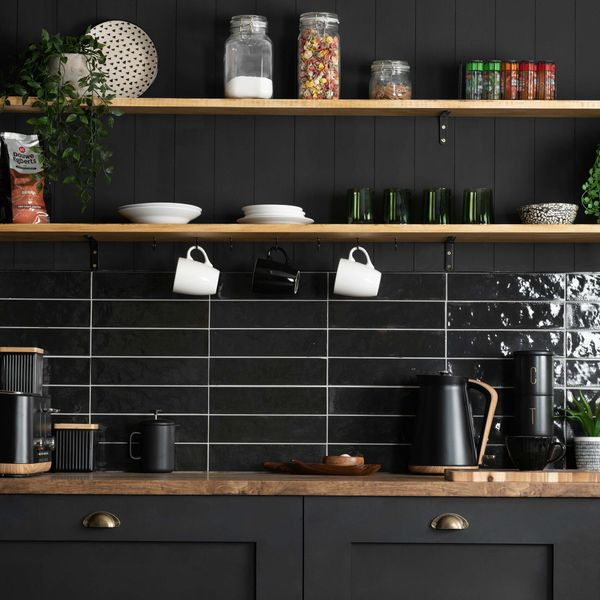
[3,28,118,211]
[565,392,600,437]
[581,144,600,223]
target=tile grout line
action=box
[325,272,330,454]
[206,294,211,472]
[87,271,93,424]
[444,272,449,371]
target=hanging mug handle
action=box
[349,246,374,269]
[468,379,499,466]
[266,246,289,264]
[187,245,213,267]
[129,431,142,460]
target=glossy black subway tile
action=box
[329,330,444,358]
[567,332,600,358]
[209,444,325,471]
[92,329,208,357]
[210,387,326,415]
[0,300,89,327]
[93,300,208,328]
[92,386,208,414]
[210,329,326,357]
[567,302,600,329]
[210,415,325,443]
[210,300,326,328]
[46,358,90,386]
[448,273,565,301]
[330,273,446,301]
[0,271,90,298]
[328,415,414,444]
[329,301,445,329]
[94,272,177,299]
[448,302,564,330]
[329,358,445,386]
[567,273,600,301]
[566,360,600,387]
[447,331,564,359]
[0,328,89,356]
[44,386,89,413]
[328,387,418,415]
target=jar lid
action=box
[299,12,339,25]
[537,61,556,71]
[465,60,484,70]
[371,60,410,73]
[484,60,501,70]
[519,61,537,70]
[230,14,268,32]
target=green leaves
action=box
[566,392,600,437]
[581,144,600,223]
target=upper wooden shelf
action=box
[3,97,600,117]
[0,224,598,243]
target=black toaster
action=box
[0,391,54,476]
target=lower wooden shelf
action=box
[0,223,598,243]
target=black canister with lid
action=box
[129,411,177,473]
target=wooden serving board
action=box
[264,460,381,476]
[446,469,600,483]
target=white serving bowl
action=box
[118,202,202,224]
[518,203,578,225]
[242,204,304,214]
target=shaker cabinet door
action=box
[304,497,600,600]
[0,496,302,600]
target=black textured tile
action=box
[481,444,511,469]
[567,302,600,329]
[94,272,176,299]
[329,358,445,386]
[92,329,208,357]
[567,274,600,301]
[92,387,207,414]
[329,416,413,444]
[217,272,327,300]
[469,387,515,417]
[448,273,565,301]
[0,300,89,327]
[328,444,410,473]
[447,331,564,358]
[93,415,207,443]
[330,273,445,300]
[329,387,418,415]
[210,329,326,357]
[43,386,88,413]
[329,301,445,329]
[210,387,326,414]
[329,330,444,358]
[475,416,515,444]
[211,300,326,328]
[47,358,90,385]
[0,328,89,356]
[210,358,325,385]
[566,360,600,386]
[0,271,89,298]
[448,302,564,329]
[210,415,325,443]
[93,300,208,328]
[175,444,208,471]
[209,444,325,471]
[92,358,207,386]
[568,332,600,358]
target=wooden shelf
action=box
[0,224,599,243]
[3,97,600,117]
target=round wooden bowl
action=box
[323,455,365,466]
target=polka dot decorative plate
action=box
[90,20,158,98]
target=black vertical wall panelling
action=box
[134,0,178,270]
[333,0,376,267]
[574,0,600,270]
[532,0,575,272]
[453,0,495,272]
[0,2,17,269]
[413,0,455,271]
[94,0,136,271]
[292,0,336,271]
[13,0,56,270]
[372,0,415,273]
[493,0,535,271]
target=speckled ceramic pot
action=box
[574,437,600,471]
[518,202,578,224]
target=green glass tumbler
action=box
[462,187,494,224]
[423,188,452,224]
[383,188,411,224]
[347,188,374,224]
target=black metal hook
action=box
[152,237,157,251]
[229,237,233,251]
[316,237,321,251]
[394,237,398,251]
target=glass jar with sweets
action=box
[518,61,537,100]
[537,61,556,100]
[225,15,273,99]
[464,60,484,100]
[298,12,340,99]
[369,60,411,99]
[501,60,519,100]
[483,60,501,100]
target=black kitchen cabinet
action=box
[0,496,302,600]
[304,497,600,600]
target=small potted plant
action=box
[566,392,600,471]
[4,29,118,212]
[581,144,600,222]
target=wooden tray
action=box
[445,469,600,483]
[264,460,381,476]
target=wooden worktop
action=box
[1,472,600,497]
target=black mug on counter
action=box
[129,412,178,473]
[505,435,566,471]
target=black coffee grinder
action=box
[513,351,554,436]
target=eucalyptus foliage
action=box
[566,392,600,437]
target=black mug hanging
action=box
[252,246,300,295]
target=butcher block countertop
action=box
[1,472,600,497]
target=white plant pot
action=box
[48,53,90,95]
[574,437,600,471]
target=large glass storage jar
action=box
[298,12,340,99]
[224,15,273,99]
[369,60,411,99]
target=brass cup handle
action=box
[82,511,121,529]
[430,513,469,530]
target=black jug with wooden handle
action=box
[408,372,498,475]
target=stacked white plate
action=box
[238,204,314,224]
[118,202,202,224]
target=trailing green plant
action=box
[565,392,600,437]
[581,144,600,223]
[4,28,118,211]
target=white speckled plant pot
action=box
[574,437,600,471]
[48,53,90,95]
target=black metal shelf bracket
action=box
[439,111,451,145]
[85,235,98,271]
[444,236,456,271]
